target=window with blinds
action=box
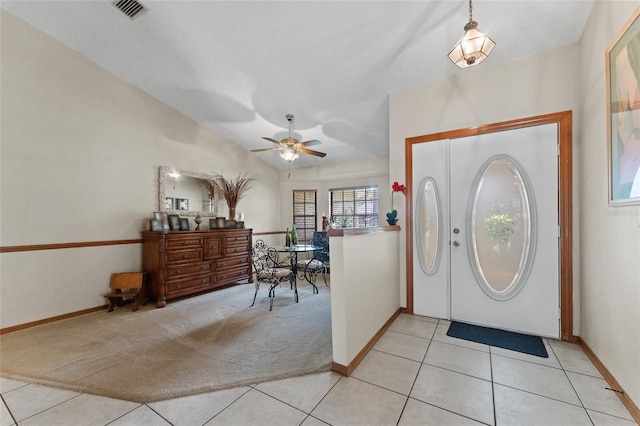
[293,190,317,242]
[330,186,378,228]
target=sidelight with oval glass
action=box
[416,177,442,275]
[468,156,536,300]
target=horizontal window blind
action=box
[330,186,378,228]
[293,190,317,242]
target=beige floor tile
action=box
[552,345,603,378]
[148,386,250,426]
[410,364,494,425]
[567,372,634,421]
[1,383,79,422]
[18,393,139,426]
[492,354,582,405]
[399,313,439,324]
[300,415,331,426]
[587,409,638,425]
[351,350,420,395]
[109,405,171,425]
[311,376,406,426]
[432,323,490,352]
[0,378,27,394]
[424,340,491,380]
[374,330,430,362]
[491,343,561,369]
[494,383,592,426]
[0,399,15,426]
[399,398,483,425]
[254,371,341,413]
[204,388,306,426]
[388,316,437,339]
[547,338,583,351]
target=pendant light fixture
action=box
[448,0,495,68]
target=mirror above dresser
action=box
[158,166,223,217]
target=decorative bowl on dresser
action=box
[141,229,253,307]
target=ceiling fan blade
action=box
[299,147,327,158]
[299,139,322,147]
[262,137,282,144]
[250,147,281,153]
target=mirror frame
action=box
[158,166,221,217]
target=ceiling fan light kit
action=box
[250,114,326,165]
[280,147,299,162]
[448,0,495,68]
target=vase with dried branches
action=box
[212,172,257,220]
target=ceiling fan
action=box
[251,114,327,162]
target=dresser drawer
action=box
[215,256,250,272]
[166,236,203,249]
[166,262,213,279]
[167,275,213,293]
[226,233,251,245]
[224,242,250,256]
[166,248,203,264]
[216,265,252,286]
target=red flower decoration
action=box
[392,181,407,195]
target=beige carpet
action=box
[0,281,332,403]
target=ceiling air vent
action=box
[114,0,145,19]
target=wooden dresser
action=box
[141,229,253,307]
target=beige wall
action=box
[0,11,281,327]
[578,0,640,408]
[329,229,400,366]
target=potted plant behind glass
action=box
[212,172,257,221]
[387,181,407,225]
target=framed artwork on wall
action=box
[165,197,174,209]
[606,7,640,205]
[176,198,189,211]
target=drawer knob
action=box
[176,270,181,274]
[201,266,207,270]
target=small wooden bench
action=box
[104,272,146,312]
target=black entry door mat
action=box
[446,321,548,358]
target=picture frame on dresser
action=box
[150,219,164,232]
[179,218,190,231]
[153,211,170,231]
[168,214,181,231]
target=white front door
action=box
[412,123,559,338]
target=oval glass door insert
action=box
[469,156,536,300]
[416,177,441,274]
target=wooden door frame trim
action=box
[404,110,573,341]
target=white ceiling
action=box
[2,0,594,170]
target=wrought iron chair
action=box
[251,239,296,311]
[296,231,329,292]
